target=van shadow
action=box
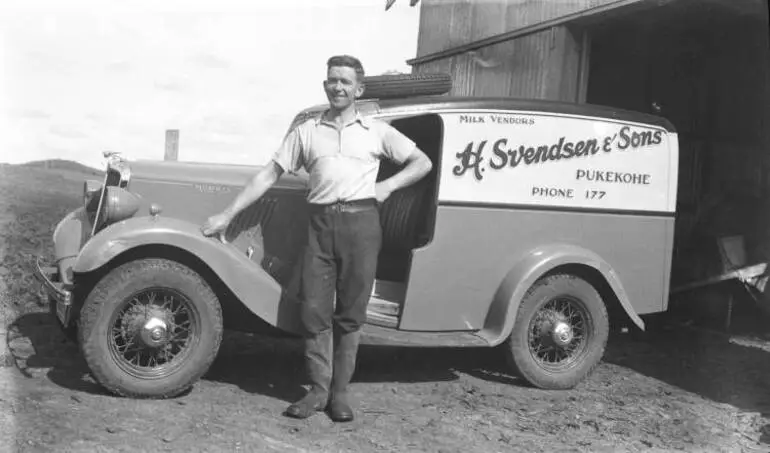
[204,332,523,404]
[604,289,770,418]
[7,311,108,396]
[8,309,524,404]
[15,295,770,422]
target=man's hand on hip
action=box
[375,181,394,204]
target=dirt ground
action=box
[2,164,770,452]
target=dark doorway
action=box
[585,0,770,257]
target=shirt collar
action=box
[315,109,371,129]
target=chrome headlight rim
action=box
[104,152,131,188]
[90,151,132,235]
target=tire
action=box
[77,258,223,399]
[505,274,609,390]
[379,182,428,249]
[361,73,452,99]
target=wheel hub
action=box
[139,317,169,348]
[551,321,574,347]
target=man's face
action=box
[324,65,364,111]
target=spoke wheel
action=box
[528,296,591,372]
[78,258,223,399]
[108,287,201,380]
[506,273,609,390]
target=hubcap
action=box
[528,296,591,372]
[552,321,573,347]
[140,317,169,348]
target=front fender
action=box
[478,243,644,346]
[52,207,92,283]
[72,216,303,334]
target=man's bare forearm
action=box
[223,162,283,219]
[381,150,433,191]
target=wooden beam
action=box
[164,129,179,161]
[406,0,668,66]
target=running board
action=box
[361,323,491,348]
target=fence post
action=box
[164,129,179,161]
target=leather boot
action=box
[285,329,333,419]
[328,329,361,422]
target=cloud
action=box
[11,109,51,120]
[84,112,108,123]
[105,59,132,72]
[49,124,87,139]
[198,113,247,135]
[23,50,73,73]
[154,77,189,92]
[194,132,244,149]
[188,53,230,69]
[0,4,421,169]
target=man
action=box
[201,55,433,422]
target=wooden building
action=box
[404,0,770,265]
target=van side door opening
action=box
[366,113,443,329]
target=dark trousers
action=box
[299,202,382,336]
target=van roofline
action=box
[294,96,677,133]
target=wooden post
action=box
[576,29,591,104]
[164,129,179,161]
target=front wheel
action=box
[505,274,609,390]
[78,258,223,398]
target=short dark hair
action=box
[327,55,365,81]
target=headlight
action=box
[101,186,141,224]
[89,151,136,234]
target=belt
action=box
[308,198,377,214]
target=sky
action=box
[0,0,421,170]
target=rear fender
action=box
[72,216,304,334]
[478,243,644,346]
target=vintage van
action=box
[34,76,678,399]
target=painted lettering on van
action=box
[453,126,664,181]
[452,140,486,180]
[618,127,663,150]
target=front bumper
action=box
[33,258,73,327]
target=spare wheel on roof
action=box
[361,72,452,99]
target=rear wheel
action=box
[505,274,609,390]
[78,258,223,398]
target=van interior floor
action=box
[366,279,405,328]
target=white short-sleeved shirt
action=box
[271,110,417,205]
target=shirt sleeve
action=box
[270,125,305,174]
[379,122,417,165]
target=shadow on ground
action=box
[9,285,770,420]
[6,311,106,395]
[605,285,770,417]
[8,308,524,404]
[204,331,523,404]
